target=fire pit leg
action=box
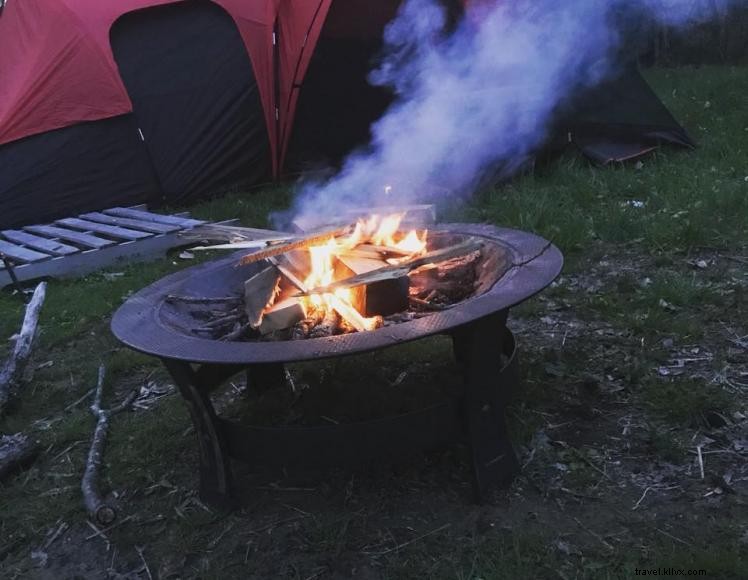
[161,359,238,509]
[451,311,520,502]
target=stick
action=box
[0,433,37,481]
[166,294,241,305]
[191,236,293,251]
[82,365,137,525]
[296,238,483,297]
[238,226,350,266]
[0,281,47,413]
[362,523,451,556]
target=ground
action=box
[0,66,746,579]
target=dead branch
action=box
[238,226,350,266]
[82,365,137,525]
[0,433,37,481]
[297,238,483,297]
[0,281,47,413]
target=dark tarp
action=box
[0,115,160,229]
[110,0,270,205]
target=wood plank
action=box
[80,212,180,234]
[0,232,186,288]
[104,207,204,228]
[1,230,79,256]
[56,218,153,241]
[23,225,116,249]
[0,240,51,263]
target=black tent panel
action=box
[566,65,695,154]
[110,0,270,205]
[0,115,160,229]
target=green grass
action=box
[0,66,746,578]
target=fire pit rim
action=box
[111,223,563,365]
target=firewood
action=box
[82,365,137,525]
[244,266,282,328]
[335,255,409,317]
[356,243,414,257]
[0,281,46,414]
[238,226,350,266]
[268,257,306,292]
[219,321,253,341]
[191,236,292,251]
[0,433,37,481]
[309,309,341,338]
[258,297,306,334]
[297,238,483,297]
[180,223,290,243]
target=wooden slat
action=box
[1,230,79,256]
[56,218,153,241]
[80,212,180,234]
[104,207,204,228]
[23,225,116,249]
[0,240,51,263]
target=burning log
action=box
[82,365,137,525]
[0,281,47,414]
[238,226,350,266]
[244,266,282,328]
[335,255,409,317]
[309,309,341,338]
[297,238,483,298]
[258,297,306,335]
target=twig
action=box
[64,388,95,412]
[363,523,451,556]
[0,281,47,413]
[572,517,614,551]
[696,445,705,479]
[136,546,153,580]
[82,365,137,525]
[632,487,651,510]
[165,294,241,304]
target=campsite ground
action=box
[0,66,746,579]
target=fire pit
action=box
[111,223,562,507]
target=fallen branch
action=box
[0,281,47,413]
[82,365,137,525]
[238,226,350,266]
[296,238,483,297]
[0,433,37,481]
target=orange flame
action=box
[297,213,427,332]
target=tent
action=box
[0,0,693,229]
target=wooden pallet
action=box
[0,205,216,288]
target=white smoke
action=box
[287,0,742,222]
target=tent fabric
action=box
[0,0,329,174]
[110,1,269,204]
[0,116,161,226]
[0,0,695,229]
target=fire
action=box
[298,213,427,332]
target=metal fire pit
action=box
[112,224,562,507]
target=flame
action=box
[294,213,428,333]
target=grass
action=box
[0,66,746,579]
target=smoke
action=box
[286,0,742,223]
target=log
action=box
[309,309,341,338]
[0,281,47,413]
[0,433,37,481]
[258,297,306,335]
[297,238,483,297]
[335,255,409,317]
[82,365,137,525]
[238,226,350,266]
[244,266,281,328]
